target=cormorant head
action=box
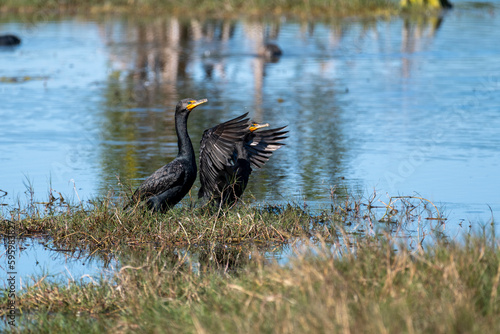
[249,122,269,132]
[176,98,208,114]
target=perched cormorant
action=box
[0,35,21,46]
[198,113,288,208]
[127,98,207,212]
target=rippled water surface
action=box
[1,1,500,282]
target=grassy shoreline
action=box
[1,190,499,332]
[1,222,499,332]
[1,199,334,254]
[0,187,447,253]
[0,0,401,19]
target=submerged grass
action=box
[1,0,402,19]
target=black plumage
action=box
[198,113,250,203]
[199,113,288,208]
[127,98,207,212]
[0,35,21,46]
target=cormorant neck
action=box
[175,112,194,159]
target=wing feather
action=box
[199,113,250,199]
[245,126,288,169]
[199,115,288,205]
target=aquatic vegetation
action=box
[1,195,331,254]
[0,184,447,254]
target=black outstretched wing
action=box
[198,113,250,199]
[245,126,288,169]
[131,159,185,203]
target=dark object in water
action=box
[126,98,207,213]
[199,113,288,208]
[260,43,282,62]
[441,0,453,8]
[0,35,21,46]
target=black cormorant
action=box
[0,35,21,46]
[198,113,288,208]
[127,98,207,212]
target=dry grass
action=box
[2,230,499,333]
[1,187,498,333]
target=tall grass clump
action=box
[1,194,331,254]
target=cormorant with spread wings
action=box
[198,113,288,208]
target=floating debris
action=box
[0,76,49,83]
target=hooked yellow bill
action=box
[187,98,208,111]
[249,123,269,132]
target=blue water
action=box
[1,237,115,288]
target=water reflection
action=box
[401,15,444,78]
[0,237,115,288]
[0,236,289,287]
